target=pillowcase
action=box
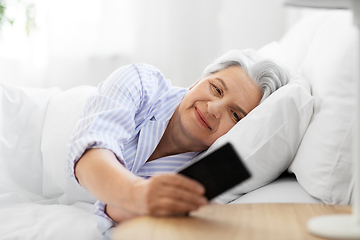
[279,11,335,72]
[288,11,356,204]
[0,83,60,201]
[210,71,314,203]
[41,85,97,204]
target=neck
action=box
[148,106,207,162]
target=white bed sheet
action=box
[231,176,321,204]
[0,84,107,240]
[0,202,104,240]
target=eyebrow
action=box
[236,106,248,117]
[215,77,248,117]
[216,77,228,92]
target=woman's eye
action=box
[232,111,240,122]
[212,84,221,95]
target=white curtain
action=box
[0,0,287,90]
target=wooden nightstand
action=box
[112,203,351,240]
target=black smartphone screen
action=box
[178,142,251,200]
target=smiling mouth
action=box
[195,107,212,130]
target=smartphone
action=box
[177,142,251,200]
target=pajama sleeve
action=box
[66,63,177,224]
[66,64,150,177]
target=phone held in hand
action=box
[177,142,251,200]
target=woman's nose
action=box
[207,100,224,119]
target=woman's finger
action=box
[156,184,207,206]
[152,173,206,195]
[147,197,201,216]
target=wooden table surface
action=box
[112,203,351,240]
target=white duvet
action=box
[0,203,102,240]
[0,83,108,240]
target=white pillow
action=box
[0,83,60,201]
[279,11,336,72]
[41,86,97,204]
[211,73,314,203]
[288,11,356,204]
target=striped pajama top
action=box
[66,63,199,224]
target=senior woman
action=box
[66,49,289,225]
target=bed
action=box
[0,10,355,239]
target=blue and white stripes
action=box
[66,62,198,180]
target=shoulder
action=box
[109,63,169,84]
[132,63,173,93]
[96,64,179,116]
[131,63,164,79]
[102,63,172,94]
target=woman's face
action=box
[177,65,262,150]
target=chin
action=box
[200,140,214,150]
[189,138,212,152]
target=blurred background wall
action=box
[0,0,321,89]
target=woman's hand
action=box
[132,173,208,217]
[75,148,208,222]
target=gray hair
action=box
[202,49,289,102]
